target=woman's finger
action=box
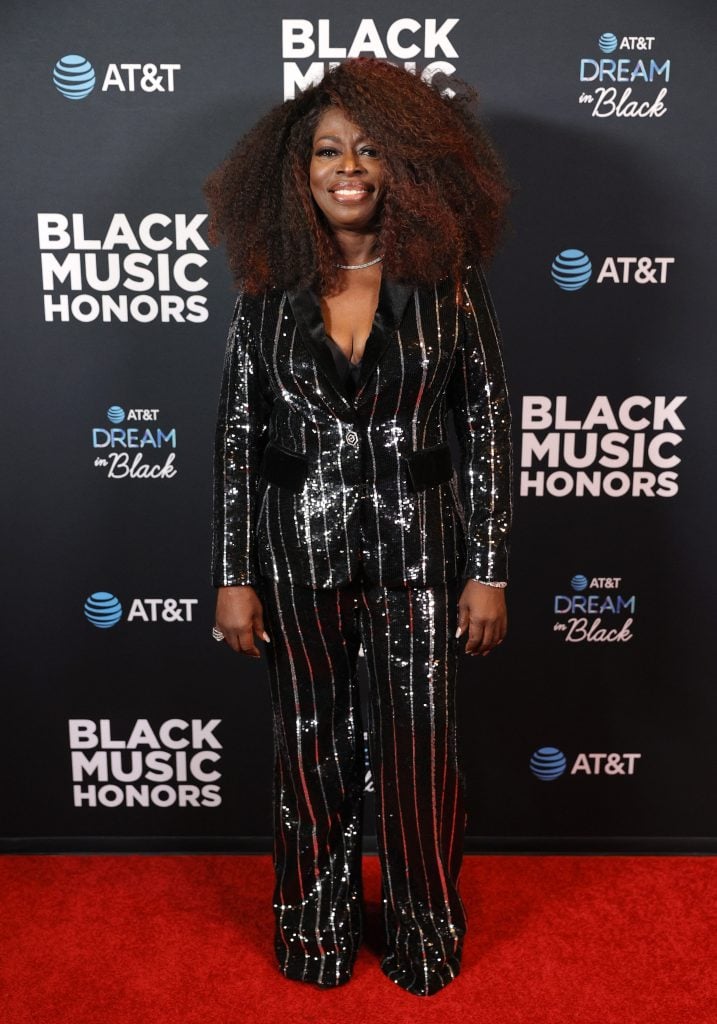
[465,616,486,655]
[479,620,498,655]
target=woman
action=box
[203,57,514,997]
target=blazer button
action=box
[345,429,359,448]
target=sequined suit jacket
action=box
[212,260,513,590]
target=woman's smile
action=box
[329,182,374,203]
[309,106,384,230]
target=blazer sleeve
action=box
[447,260,514,584]
[211,291,273,587]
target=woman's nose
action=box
[339,151,362,172]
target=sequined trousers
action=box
[259,562,467,997]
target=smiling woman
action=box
[202,56,515,999]
[203,57,514,298]
[307,106,387,363]
[311,113,383,212]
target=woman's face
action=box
[309,106,384,234]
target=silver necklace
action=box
[336,254,384,270]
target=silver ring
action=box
[212,626,225,642]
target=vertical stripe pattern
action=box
[260,566,466,997]
[211,261,512,592]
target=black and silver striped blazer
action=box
[212,261,513,590]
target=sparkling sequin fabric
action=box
[211,261,513,996]
[211,262,513,590]
[260,563,465,996]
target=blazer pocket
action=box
[402,442,454,493]
[259,440,310,493]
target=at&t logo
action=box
[550,249,674,290]
[530,747,642,779]
[84,592,197,627]
[53,55,180,99]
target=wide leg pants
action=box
[259,564,467,997]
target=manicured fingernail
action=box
[262,631,271,643]
[455,627,462,638]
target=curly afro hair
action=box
[202,57,516,298]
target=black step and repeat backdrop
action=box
[2,0,715,853]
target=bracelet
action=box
[472,578,507,588]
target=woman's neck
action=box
[333,228,381,267]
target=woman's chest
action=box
[318,278,381,363]
[257,282,460,410]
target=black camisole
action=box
[323,333,363,400]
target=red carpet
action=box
[0,853,714,1023]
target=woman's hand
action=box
[456,580,507,656]
[215,586,270,658]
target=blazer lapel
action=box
[357,275,414,397]
[284,283,348,405]
[285,273,415,407]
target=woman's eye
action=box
[314,146,380,158]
